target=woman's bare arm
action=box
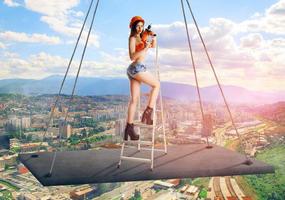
[129,36,150,61]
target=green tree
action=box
[129,189,142,200]
[68,134,80,145]
[26,134,33,142]
[180,178,192,186]
[96,183,109,195]
[81,129,87,138]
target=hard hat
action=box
[129,16,145,28]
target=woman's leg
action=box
[127,78,141,123]
[133,71,160,108]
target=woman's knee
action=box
[151,80,160,89]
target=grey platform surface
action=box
[19,144,274,186]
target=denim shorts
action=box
[126,62,147,80]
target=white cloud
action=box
[0,42,6,49]
[0,31,61,45]
[24,0,100,47]
[240,33,264,48]
[270,38,285,48]
[153,19,237,53]
[40,16,78,36]
[0,50,130,79]
[153,21,194,49]
[70,10,84,17]
[3,0,20,7]
[239,0,285,35]
[3,51,19,58]
[266,0,285,16]
[205,18,236,40]
[0,52,71,78]
[29,52,68,70]
[24,0,79,16]
[151,20,243,70]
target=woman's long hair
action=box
[130,21,144,38]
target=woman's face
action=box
[136,22,144,34]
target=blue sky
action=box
[0,0,284,92]
[0,0,278,56]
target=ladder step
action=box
[133,120,154,128]
[121,156,151,163]
[133,120,163,130]
[157,124,163,130]
[138,147,166,152]
[124,140,153,146]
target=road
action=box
[209,176,246,200]
[213,177,224,200]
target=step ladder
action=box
[117,90,167,171]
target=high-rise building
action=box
[64,124,72,138]
[59,120,72,139]
[21,117,31,129]
[201,114,214,136]
[7,116,20,129]
[52,106,60,117]
[7,116,31,129]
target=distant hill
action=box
[0,75,284,105]
[252,102,285,124]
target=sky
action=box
[0,0,284,92]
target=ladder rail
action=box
[151,103,156,169]
[155,38,168,154]
[138,91,141,151]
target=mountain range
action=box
[0,75,284,105]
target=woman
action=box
[124,16,160,140]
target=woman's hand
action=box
[147,36,156,48]
[145,41,152,50]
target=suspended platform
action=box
[19,143,274,186]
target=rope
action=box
[46,0,101,177]
[37,0,96,151]
[184,0,251,163]
[180,0,210,146]
[59,0,100,149]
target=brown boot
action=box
[124,123,139,140]
[141,106,153,125]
